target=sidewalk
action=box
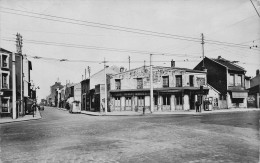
[0,110,42,124]
[80,108,260,116]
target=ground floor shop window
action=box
[138,96,144,107]
[154,96,158,105]
[176,95,183,105]
[1,99,9,112]
[125,97,131,107]
[162,95,170,105]
[115,97,120,107]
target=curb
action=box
[0,112,42,124]
[80,109,260,116]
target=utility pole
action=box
[201,33,205,69]
[104,58,107,114]
[128,56,130,70]
[12,52,17,119]
[85,68,86,79]
[16,33,23,116]
[88,66,91,77]
[150,54,154,113]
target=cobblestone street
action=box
[1,107,259,163]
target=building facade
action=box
[247,69,260,108]
[81,66,120,112]
[109,65,208,112]
[194,56,248,109]
[47,81,64,106]
[0,48,30,117]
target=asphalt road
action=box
[1,107,259,163]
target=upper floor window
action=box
[189,75,194,87]
[236,75,242,86]
[115,79,121,90]
[229,74,235,86]
[2,54,9,68]
[176,75,182,87]
[2,73,9,89]
[196,77,206,86]
[162,76,169,87]
[137,78,143,89]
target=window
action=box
[196,77,205,86]
[176,75,182,87]
[115,79,121,90]
[229,74,234,86]
[115,97,120,107]
[176,95,183,105]
[162,76,169,87]
[154,96,158,105]
[2,55,9,68]
[162,95,170,105]
[138,96,144,106]
[2,73,8,89]
[1,99,9,112]
[137,78,143,89]
[126,97,131,107]
[189,75,194,87]
[236,75,242,86]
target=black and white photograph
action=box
[0,0,260,162]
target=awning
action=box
[232,92,248,98]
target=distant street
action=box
[1,107,259,163]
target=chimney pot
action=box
[256,69,260,76]
[171,60,175,67]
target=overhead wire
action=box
[0,7,258,50]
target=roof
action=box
[209,56,245,72]
[111,65,206,77]
[0,48,12,54]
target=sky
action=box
[0,0,260,100]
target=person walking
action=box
[195,100,201,112]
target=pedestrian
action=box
[195,100,200,112]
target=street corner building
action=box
[0,48,34,118]
[194,56,250,109]
[108,61,209,112]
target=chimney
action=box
[120,67,124,72]
[171,60,175,67]
[257,69,260,76]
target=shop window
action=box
[138,96,144,107]
[162,95,170,105]
[1,99,9,112]
[162,76,169,87]
[154,96,158,105]
[176,95,183,105]
[115,97,120,107]
[137,78,143,89]
[176,75,182,87]
[115,79,121,90]
[125,97,131,107]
